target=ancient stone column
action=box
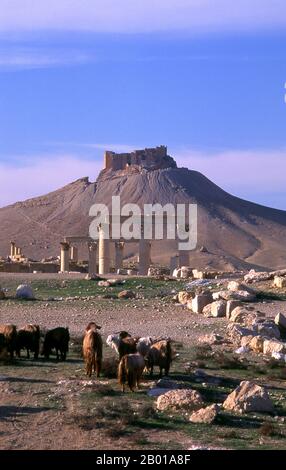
[60,242,70,273]
[115,241,124,270]
[10,241,16,258]
[138,239,151,275]
[170,255,179,274]
[98,224,110,275]
[88,242,98,276]
[17,247,22,256]
[70,246,78,263]
[178,250,189,267]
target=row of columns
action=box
[10,241,23,258]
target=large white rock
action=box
[226,300,242,319]
[263,339,286,356]
[156,389,204,412]
[273,276,286,288]
[244,270,272,283]
[180,266,193,279]
[16,284,35,300]
[191,294,213,314]
[189,404,219,424]
[275,313,286,331]
[211,300,227,317]
[223,381,274,413]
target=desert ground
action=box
[1,272,286,450]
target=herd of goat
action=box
[0,323,173,392]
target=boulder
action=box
[191,294,213,314]
[249,335,264,353]
[275,313,286,331]
[189,404,219,424]
[178,291,193,305]
[244,270,272,283]
[263,339,286,356]
[273,276,286,288]
[223,381,274,413]
[211,300,227,318]
[240,335,255,348]
[202,303,213,317]
[218,290,256,302]
[227,281,255,293]
[227,323,255,346]
[107,279,123,286]
[15,284,35,300]
[226,300,242,319]
[117,290,136,299]
[156,389,204,412]
[228,307,263,327]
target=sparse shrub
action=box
[259,422,276,437]
[194,344,212,360]
[213,352,248,370]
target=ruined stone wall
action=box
[103,146,172,171]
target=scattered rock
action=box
[223,381,274,413]
[156,389,204,412]
[117,290,136,299]
[189,404,219,424]
[226,300,242,319]
[211,300,227,317]
[263,339,286,356]
[15,284,35,300]
[85,274,102,281]
[227,281,255,293]
[191,294,213,314]
[275,313,286,332]
[249,335,264,353]
[227,323,255,346]
[178,291,193,305]
[273,276,286,288]
[244,270,272,283]
[240,335,255,348]
[202,303,213,317]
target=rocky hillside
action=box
[1,162,286,270]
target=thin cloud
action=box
[0,154,102,207]
[1,1,286,34]
[0,48,93,69]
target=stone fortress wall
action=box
[104,145,176,171]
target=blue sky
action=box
[1,1,286,209]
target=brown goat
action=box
[0,324,17,358]
[82,329,103,377]
[145,339,173,377]
[118,353,145,392]
[0,333,8,359]
[16,325,40,359]
[85,322,101,332]
[118,337,137,359]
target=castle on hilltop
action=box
[104,145,177,171]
